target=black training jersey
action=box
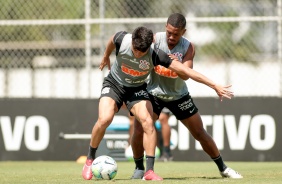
[109,31,172,87]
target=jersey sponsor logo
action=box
[125,78,145,84]
[121,56,139,64]
[139,60,150,70]
[152,92,174,100]
[121,65,149,77]
[135,90,149,98]
[125,78,132,83]
[178,99,193,111]
[154,65,178,78]
[101,87,110,94]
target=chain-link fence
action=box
[0,0,281,98]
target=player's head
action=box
[166,13,187,47]
[167,13,186,30]
[132,26,153,58]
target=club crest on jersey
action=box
[139,60,150,70]
[101,87,110,94]
[173,52,183,61]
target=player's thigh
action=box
[181,112,206,137]
[131,100,153,123]
[98,96,118,123]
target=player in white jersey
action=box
[82,26,234,181]
[131,13,243,179]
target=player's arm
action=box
[99,35,115,71]
[152,45,233,100]
[99,31,127,71]
[177,43,195,80]
[168,58,233,101]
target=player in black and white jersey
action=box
[131,13,242,179]
[82,26,234,181]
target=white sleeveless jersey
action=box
[147,32,190,101]
[110,31,172,87]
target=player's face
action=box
[165,23,186,48]
[131,47,149,58]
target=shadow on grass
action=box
[109,176,222,181]
[163,176,221,180]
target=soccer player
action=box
[82,26,234,181]
[130,13,243,179]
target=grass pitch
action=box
[1,161,281,184]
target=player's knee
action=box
[97,117,112,129]
[142,121,155,134]
[193,128,210,141]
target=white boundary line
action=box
[59,133,129,140]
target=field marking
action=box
[59,133,129,140]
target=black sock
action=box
[212,155,227,172]
[87,145,97,160]
[145,155,155,172]
[163,146,171,157]
[134,156,145,170]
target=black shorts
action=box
[100,73,151,111]
[150,93,198,120]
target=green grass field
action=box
[1,161,282,184]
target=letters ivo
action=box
[0,116,50,151]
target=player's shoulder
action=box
[180,35,190,43]
[155,32,166,35]
[115,31,128,37]
[113,31,129,43]
[154,32,166,44]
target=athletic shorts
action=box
[149,93,198,120]
[100,73,151,111]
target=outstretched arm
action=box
[99,35,115,71]
[168,57,234,101]
[177,43,195,80]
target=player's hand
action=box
[99,56,111,71]
[168,54,178,61]
[214,84,234,101]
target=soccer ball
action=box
[91,155,118,180]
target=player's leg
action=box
[158,109,173,161]
[130,100,162,180]
[170,94,242,179]
[131,118,144,159]
[181,113,220,158]
[160,111,171,148]
[121,103,134,145]
[82,76,124,180]
[181,113,242,178]
[131,100,156,163]
[130,119,145,179]
[127,112,135,145]
[82,96,118,180]
[90,97,117,149]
